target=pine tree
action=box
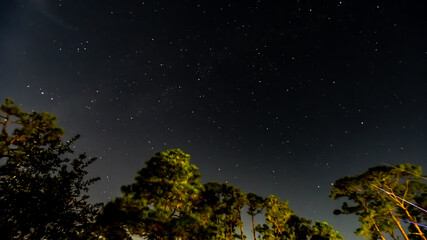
[330,163,426,240]
[246,192,264,240]
[98,149,208,239]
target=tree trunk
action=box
[238,211,244,240]
[389,181,427,240]
[251,214,257,240]
[389,210,409,240]
[403,209,427,240]
[370,217,386,240]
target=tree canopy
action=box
[97,149,209,239]
[331,163,426,240]
[3,98,425,240]
[98,149,343,240]
[0,98,100,239]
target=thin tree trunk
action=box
[389,210,409,240]
[403,208,427,240]
[370,216,386,240]
[402,180,426,240]
[1,114,9,136]
[386,182,426,240]
[239,212,244,240]
[251,214,257,240]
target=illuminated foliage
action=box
[311,221,344,240]
[100,149,343,240]
[199,182,247,239]
[98,149,209,239]
[330,164,427,240]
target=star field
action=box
[1,1,426,239]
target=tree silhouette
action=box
[0,98,100,239]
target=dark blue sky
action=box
[1,1,426,239]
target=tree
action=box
[98,147,345,240]
[330,163,427,240]
[246,192,264,240]
[378,164,426,240]
[225,184,246,240]
[286,215,312,240]
[311,221,344,240]
[98,149,209,239]
[0,98,100,239]
[256,195,342,240]
[408,189,427,240]
[200,182,247,240]
[256,195,294,239]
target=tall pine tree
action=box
[98,149,209,239]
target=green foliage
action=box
[9,98,427,240]
[286,215,312,240]
[330,163,427,240]
[247,192,265,240]
[100,149,344,240]
[199,182,247,239]
[311,221,344,240]
[0,98,100,239]
[256,195,342,240]
[98,149,210,239]
[247,193,264,217]
[256,195,295,239]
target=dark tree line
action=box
[1,98,425,240]
[0,98,100,239]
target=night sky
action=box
[1,1,427,239]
